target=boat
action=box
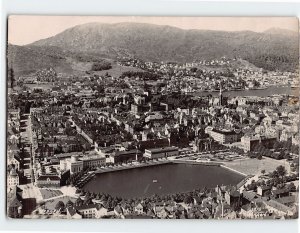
[153,179,158,183]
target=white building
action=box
[144,147,179,159]
[7,169,19,187]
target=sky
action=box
[8,16,299,45]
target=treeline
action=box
[120,71,160,81]
[246,54,298,72]
[91,61,112,71]
[195,68,235,78]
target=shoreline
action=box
[220,164,248,177]
[92,158,247,176]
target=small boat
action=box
[153,179,158,183]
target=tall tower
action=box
[219,84,223,106]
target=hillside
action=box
[7,44,114,76]
[29,22,298,72]
[7,44,74,75]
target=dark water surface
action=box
[83,163,244,198]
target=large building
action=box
[110,149,142,163]
[60,152,106,174]
[143,146,179,159]
[207,128,240,144]
[241,135,277,152]
[36,174,61,188]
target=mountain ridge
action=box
[8,22,299,74]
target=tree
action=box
[41,166,46,175]
[276,165,287,178]
[287,182,296,192]
[183,195,193,205]
[75,197,83,206]
[55,201,65,212]
[66,200,73,208]
[261,169,266,176]
[8,67,15,88]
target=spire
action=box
[219,83,223,106]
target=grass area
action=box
[92,63,143,77]
[24,83,54,90]
[44,196,77,211]
[223,157,290,176]
[39,188,63,199]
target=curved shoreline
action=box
[93,159,247,177]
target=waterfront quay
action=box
[92,155,247,176]
[94,159,171,174]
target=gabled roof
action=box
[75,203,100,211]
[135,203,144,209]
[7,187,22,207]
[271,188,289,195]
[37,175,60,181]
[264,200,293,214]
[67,207,79,216]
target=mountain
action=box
[7,43,112,75]
[263,27,298,37]
[9,23,299,74]
[7,44,73,75]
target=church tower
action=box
[219,85,223,106]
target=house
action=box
[240,203,268,219]
[271,188,290,199]
[7,186,23,218]
[35,145,54,158]
[257,185,272,197]
[7,169,19,187]
[120,203,132,216]
[154,207,168,219]
[134,203,144,215]
[76,204,94,218]
[114,205,124,217]
[263,200,295,217]
[66,207,82,219]
[8,154,21,171]
[95,206,108,219]
[224,188,241,209]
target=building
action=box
[241,135,277,152]
[207,128,240,144]
[36,175,61,188]
[144,146,179,159]
[257,185,272,197]
[61,152,106,174]
[134,203,144,215]
[7,169,19,187]
[130,104,150,114]
[66,207,82,219]
[68,204,108,219]
[81,155,106,169]
[35,146,54,158]
[110,149,142,163]
[263,200,295,217]
[7,186,23,218]
[67,155,83,174]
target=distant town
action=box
[7,52,299,220]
